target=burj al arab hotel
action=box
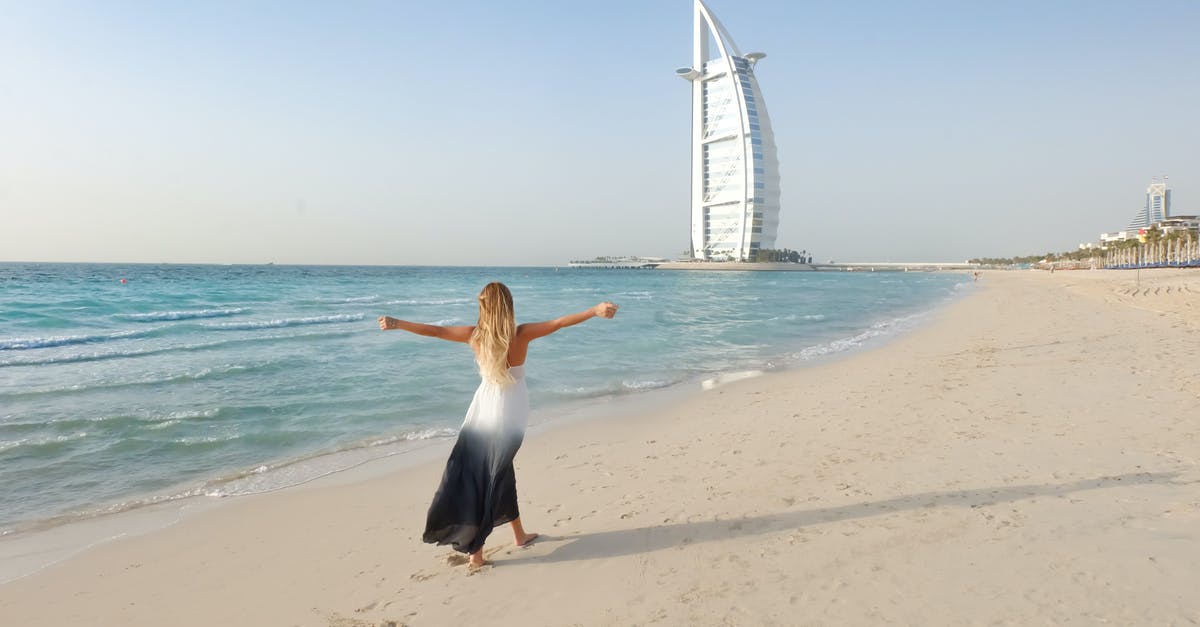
[676,0,780,261]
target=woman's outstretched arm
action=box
[516,302,618,342]
[378,316,474,343]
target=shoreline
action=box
[2,269,1197,625]
[1,265,966,540]
[0,273,973,584]
[655,261,816,271]
[655,261,978,272]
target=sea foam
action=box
[0,329,156,351]
[204,313,364,330]
[115,308,247,322]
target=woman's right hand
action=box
[594,302,619,319]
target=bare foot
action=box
[515,532,539,547]
[468,548,490,569]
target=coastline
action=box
[1,269,1198,625]
[656,261,817,271]
[0,270,968,555]
[0,265,963,538]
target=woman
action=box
[379,282,618,569]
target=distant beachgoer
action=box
[379,283,618,569]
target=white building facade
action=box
[676,0,781,261]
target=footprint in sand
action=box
[326,612,401,627]
[465,563,492,576]
[445,545,504,567]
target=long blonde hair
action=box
[471,282,516,385]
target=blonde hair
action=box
[471,282,516,385]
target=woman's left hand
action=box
[593,302,619,319]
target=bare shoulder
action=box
[441,325,476,343]
[516,320,555,341]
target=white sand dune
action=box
[1,269,1198,626]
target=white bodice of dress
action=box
[463,364,529,436]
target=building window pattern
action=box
[1126,179,1172,230]
[679,0,781,261]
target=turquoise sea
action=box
[0,263,969,535]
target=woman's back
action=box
[378,283,617,567]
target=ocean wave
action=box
[364,428,458,447]
[20,394,814,532]
[547,374,684,400]
[767,313,827,323]
[172,433,242,446]
[789,313,921,361]
[204,313,364,330]
[549,382,631,400]
[0,432,89,455]
[114,308,247,322]
[0,330,356,368]
[0,328,158,351]
[621,378,673,391]
[308,295,380,304]
[137,363,268,388]
[381,298,471,306]
[201,426,460,497]
[0,347,154,367]
[0,362,278,399]
[427,318,466,326]
[6,485,214,538]
[139,408,221,430]
[701,370,765,390]
[1,420,460,535]
[5,408,225,432]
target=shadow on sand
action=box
[508,471,1182,564]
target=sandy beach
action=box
[1,269,1198,626]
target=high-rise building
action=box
[676,0,780,261]
[1126,177,1172,230]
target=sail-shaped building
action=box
[676,0,781,261]
[1126,177,1172,231]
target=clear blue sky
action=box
[2,0,1197,264]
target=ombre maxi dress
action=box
[422,364,529,554]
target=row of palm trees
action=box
[1105,228,1200,268]
[969,228,1200,269]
